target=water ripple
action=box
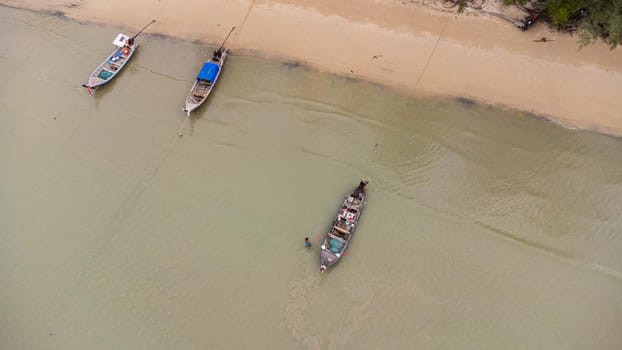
[477,220,622,282]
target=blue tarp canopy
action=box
[197,62,219,82]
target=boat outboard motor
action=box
[352,179,369,199]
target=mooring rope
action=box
[413,17,450,91]
[177,115,190,138]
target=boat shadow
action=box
[91,82,115,111]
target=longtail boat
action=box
[82,19,155,95]
[182,48,228,116]
[320,179,369,273]
[182,26,235,116]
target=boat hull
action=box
[320,250,341,273]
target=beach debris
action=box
[517,12,540,31]
[372,54,383,60]
[534,37,553,43]
[479,10,540,31]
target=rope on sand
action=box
[94,113,190,259]
[479,10,524,27]
[177,115,190,137]
[237,0,257,35]
[414,17,450,90]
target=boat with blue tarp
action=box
[320,179,369,273]
[183,49,227,116]
[183,27,235,116]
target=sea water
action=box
[1,6,621,350]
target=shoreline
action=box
[3,0,622,136]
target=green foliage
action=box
[547,3,570,27]
[445,0,469,13]
[501,0,622,48]
[544,0,584,27]
[581,0,622,48]
[457,0,468,13]
[444,0,487,13]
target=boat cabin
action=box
[112,33,131,48]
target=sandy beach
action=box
[4,0,622,135]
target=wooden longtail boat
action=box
[320,179,369,273]
[182,27,235,116]
[182,48,228,116]
[82,20,155,95]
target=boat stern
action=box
[81,83,96,95]
[320,248,340,273]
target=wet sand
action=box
[2,0,622,136]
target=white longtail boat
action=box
[82,20,155,95]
